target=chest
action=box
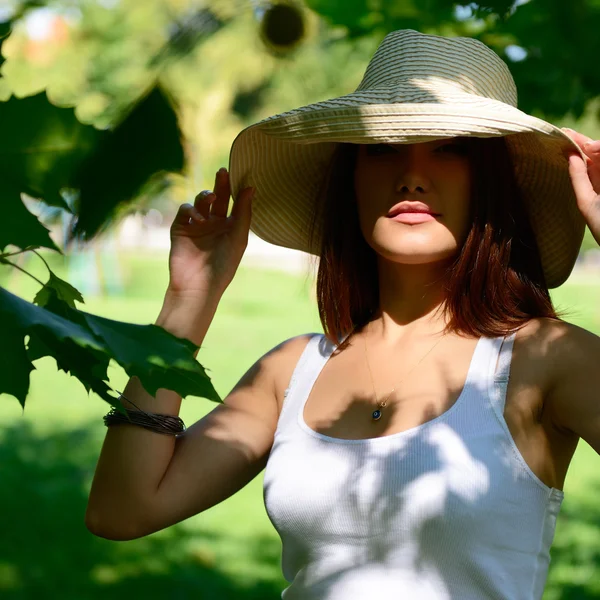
[299,335,574,490]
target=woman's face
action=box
[354,138,473,266]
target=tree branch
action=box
[0,258,45,287]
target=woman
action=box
[86,30,600,599]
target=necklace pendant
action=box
[372,409,382,421]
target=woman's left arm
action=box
[544,128,600,456]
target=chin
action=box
[384,253,453,265]
[363,223,461,263]
[371,241,458,265]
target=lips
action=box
[387,201,440,218]
[390,212,437,224]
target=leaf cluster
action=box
[0,7,219,409]
[0,283,220,409]
[303,0,600,121]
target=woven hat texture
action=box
[229,29,586,288]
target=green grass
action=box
[0,249,598,598]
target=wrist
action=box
[155,292,221,349]
[161,286,223,310]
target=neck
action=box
[369,257,453,344]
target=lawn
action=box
[0,248,598,599]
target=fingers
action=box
[562,128,594,160]
[173,185,253,230]
[176,164,254,233]
[193,168,254,222]
[211,168,231,218]
[562,127,592,145]
[566,152,596,207]
[585,140,600,154]
[231,186,255,234]
[194,189,216,220]
[172,203,202,228]
[193,168,230,219]
[562,128,600,192]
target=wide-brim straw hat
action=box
[229,29,586,288]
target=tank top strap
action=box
[487,330,518,415]
[278,334,336,430]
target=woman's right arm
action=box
[85,317,312,541]
[84,167,311,540]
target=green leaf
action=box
[0,91,100,213]
[0,286,221,408]
[0,186,61,253]
[33,270,85,309]
[0,316,35,408]
[26,287,112,402]
[33,289,217,402]
[71,85,185,240]
[26,327,115,403]
[81,312,221,403]
[0,286,111,405]
[0,285,107,357]
[0,85,183,256]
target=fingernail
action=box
[585,140,600,151]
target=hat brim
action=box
[229,100,586,288]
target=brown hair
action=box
[308,137,568,348]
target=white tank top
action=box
[263,333,564,600]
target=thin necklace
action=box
[363,327,445,422]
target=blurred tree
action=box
[302,0,600,120]
[0,4,221,410]
[2,0,600,411]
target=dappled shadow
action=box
[0,421,283,599]
[264,327,599,597]
[1,323,598,598]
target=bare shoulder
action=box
[220,332,320,432]
[516,316,600,369]
[265,333,321,415]
[511,316,598,354]
[519,317,600,454]
[233,332,318,391]
[227,333,320,417]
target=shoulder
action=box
[515,316,600,369]
[227,334,321,418]
[260,333,324,413]
[511,315,597,349]
[520,318,600,453]
[513,317,600,387]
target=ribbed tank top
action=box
[263,333,564,600]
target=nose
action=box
[394,145,431,195]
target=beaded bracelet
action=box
[103,393,186,436]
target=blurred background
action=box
[0,0,599,598]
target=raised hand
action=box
[562,127,600,246]
[167,168,254,301]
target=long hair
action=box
[308,137,568,348]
